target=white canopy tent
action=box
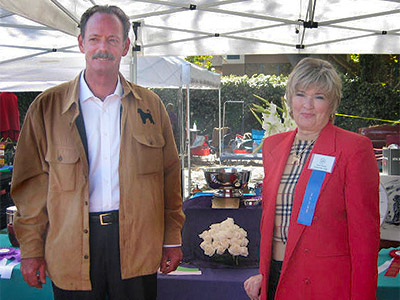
[0,0,399,56]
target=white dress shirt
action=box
[79,71,122,213]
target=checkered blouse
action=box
[273,139,315,244]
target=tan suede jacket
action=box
[11,73,185,290]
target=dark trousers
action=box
[52,211,157,300]
[267,259,283,300]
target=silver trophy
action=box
[204,167,251,208]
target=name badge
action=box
[308,154,336,173]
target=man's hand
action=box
[159,246,182,274]
[244,274,262,300]
[20,257,46,289]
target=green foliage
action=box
[185,55,215,72]
[14,92,40,127]
[13,72,400,139]
[218,74,287,136]
[350,54,359,63]
[346,54,400,88]
[336,75,400,132]
[153,74,287,137]
[152,73,399,138]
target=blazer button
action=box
[83,229,88,234]
[304,248,310,253]
[304,278,311,285]
[57,156,63,161]
[149,140,153,145]
[84,255,89,259]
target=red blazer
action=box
[259,123,380,300]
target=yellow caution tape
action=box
[335,113,400,124]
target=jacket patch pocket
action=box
[132,132,165,175]
[45,147,80,191]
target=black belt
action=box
[89,210,119,226]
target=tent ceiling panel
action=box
[0,8,79,63]
[1,0,398,55]
[0,0,79,35]
[0,0,400,90]
[1,0,400,55]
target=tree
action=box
[185,55,215,72]
[327,54,400,88]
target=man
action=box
[11,5,185,299]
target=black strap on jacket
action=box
[75,101,89,162]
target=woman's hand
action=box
[244,273,262,300]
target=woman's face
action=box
[291,86,332,137]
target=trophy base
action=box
[213,189,243,198]
[212,197,240,209]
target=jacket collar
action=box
[268,130,296,161]
[119,73,142,103]
[311,122,337,156]
[61,71,143,116]
[61,73,81,116]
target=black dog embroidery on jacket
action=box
[137,108,155,125]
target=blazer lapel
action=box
[264,131,297,206]
[281,123,338,272]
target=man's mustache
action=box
[92,52,115,60]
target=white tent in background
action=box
[135,56,220,89]
[0,54,220,92]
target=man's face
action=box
[78,12,130,76]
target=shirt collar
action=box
[79,71,123,103]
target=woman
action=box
[244,58,380,300]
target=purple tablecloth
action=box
[182,195,262,268]
[157,266,259,300]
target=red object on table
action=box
[0,92,20,141]
[7,223,19,247]
[385,249,400,277]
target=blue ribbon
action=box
[297,170,326,226]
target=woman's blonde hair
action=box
[286,57,342,119]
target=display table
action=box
[0,171,13,229]
[182,193,262,268]
[157,266,259,300]
[157,247,400,300]
[220,152,262,162]
[0,218,398,300]
[380,174,400,244]
[377,248,400,300]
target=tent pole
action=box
[186,88,191,197]
[131,21,141,84]
[218,87,222,164]
[131,50,137,84]
[178,88,185,198]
